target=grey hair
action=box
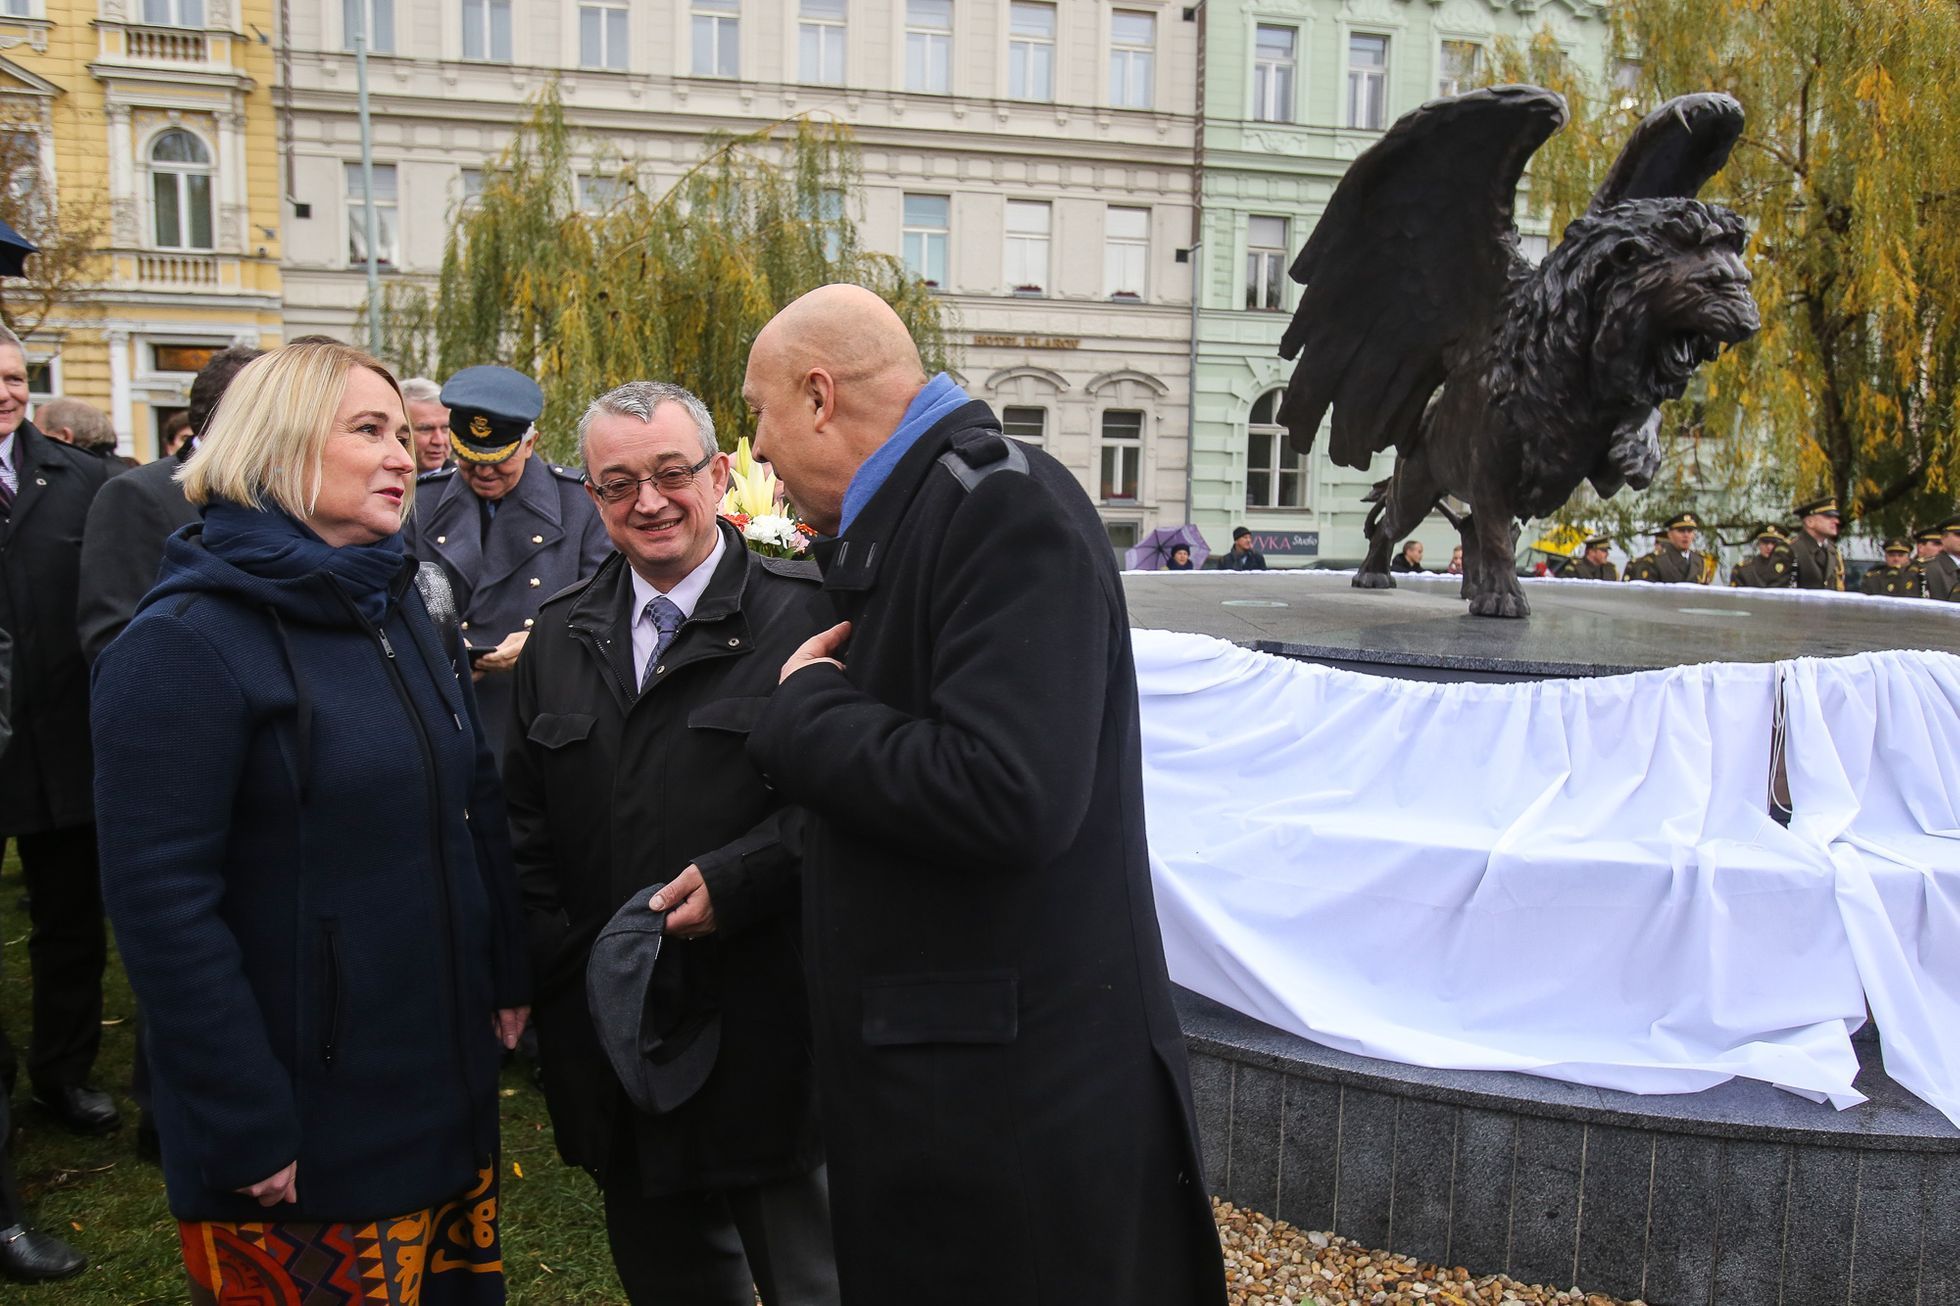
[36,396,115,450]
[576,381,716,468]
[399,376,442,405]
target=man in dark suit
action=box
[1926,514,1960,602]
[402,366,611,761]
[505,381,838,1306]
[0,329,120,1141]
[78,345,261,662]
[740,285,1226,1306]
[1789,495,1846,590]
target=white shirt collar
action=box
[629,525,728,624]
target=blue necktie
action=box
[640,595,683,691]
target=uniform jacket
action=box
[402,454,611,757]
[0,420,118,834]
[1789,530,1844,590]
[91,519,528,1222]
[1730,548,1795,588]
[1859,563,1915,597]
[747,400,1227,1306]
[504,528,828,1196]
[1626,542,1708,584]
[78,443,201,662]
[1556,557,1618,582]
[1925,552,1959,602]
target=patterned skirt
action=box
[178,1164,505,1306]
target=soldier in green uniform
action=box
[1903,526,1942,598]
[1859,538,1917,596]
[1625,512,1710,584]
[1788,495,1845,590]
[1730,525,1795,588]
[1555,534,1618,581]
[1926,514,1960,602]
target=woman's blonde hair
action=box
[178,341,413,519]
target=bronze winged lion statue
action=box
[1278,85,1760,617]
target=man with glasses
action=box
[505,382,838,1306]
[400,376,454,473]
[402,365,610,760]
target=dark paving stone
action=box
[1447,1107,1517,1274]
[1778,1146,1858,1305]
[1187,1051,1233,1195]
[1276,1074,1340,1234]
[1388,1098,1457,1265]
[1334,1087,1398,1250]
[1917,1157,1960,1304]
[1850,1150,1924,1306]
[1227,1062,1284,1215]
[1644,1132,1722,1306]
[1710,1139,1790,1306]
[1575,1125,1655,1301]
[1508,1116,1585,1291]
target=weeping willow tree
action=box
[1499,0,1960,547]
[374,87,952,463]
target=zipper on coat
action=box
[319,918,345,1069]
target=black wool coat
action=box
[505,525,829,1196]
[747,401,1228,1306]
[0,421,118,834]
[78,444,200,663]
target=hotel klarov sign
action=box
[971,333,1082,349]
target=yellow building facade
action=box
[3,0,282,460]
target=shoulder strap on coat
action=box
[936,428,1028,492]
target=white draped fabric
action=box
[1134,630,1960,1121]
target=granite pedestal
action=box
[1128,572,1960,1303]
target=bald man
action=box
[740,285,1226,1306]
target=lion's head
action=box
[1538,198,1759,408]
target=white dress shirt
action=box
[629,527,728,686]
[0,432,17,499]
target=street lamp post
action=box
[352,4,383,356]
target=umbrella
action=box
[0,217,37,278]
[1125,524,1211,571]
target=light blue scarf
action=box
[837,372,971,536]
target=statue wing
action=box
[1277,85,1568,470]
[1585,92,1744,213]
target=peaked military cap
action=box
[1754,524,1790,543]
[1662,511,1699,531]
[441,365,543,465]
[1882,537,1911,555]
[1583,533,1612,550]
[1941,513,1960,534]
[1794,495,1841,519]
[1917,526,1947,544]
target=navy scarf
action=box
[201,498,409,625]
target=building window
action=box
[1245,215,1287,311]
[3,129,47,228]
[142,0,204,26]
[1007,2,1055,101]
[1347,33,1388,130]
[461,0,512,60]
[1001,406,1046,445]
[578,174,627,212]
[905,0,952,93]
[0,0,32,16]
[346,162,399,267]
[1105,519,1139,551]
[798,0,845,84]
[802,186,846,261]
[902,193,949,288]
[1612,58,1642,112]
[150,130,213,251]
[458,167,486,210]
[1437,40,1483,98]
[691,0,739,75]
[580,0,628,69]
[343,0,395,52]
[1003,200,1050,295]
[1245,390,1305,508]
[1100,410,1143,501]
[1252,24,1295,123]
[1105,205,1147,301]
[1109,10,1155,109]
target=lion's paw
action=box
[1353,571,1397,591]
[1468,589,1530,619]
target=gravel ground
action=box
[1217,1200,1644,1306]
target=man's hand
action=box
[650,865,716,937]
[238,1161,298,1208]
[493,1006,531,1051]
[779,621,851,684]
[472,630,530,680]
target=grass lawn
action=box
[1,853,629,1304]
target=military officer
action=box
[1625,512,1710,584]
[1555,533,1617,581]
[1926,514,1960,602]
[1729,525,1795,588]
[1788,495,1845,590]
[1859,539,1917,596]
[1904,526,1943,597]
[402,365,612,759]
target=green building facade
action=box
[1190,0,1611,567]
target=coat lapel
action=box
[5,423,64,539]
[418,476,483,603]
[477,457,565,591]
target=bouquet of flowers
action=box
[720,437,818,559]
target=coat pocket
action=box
[319,918,347,1070]
[686,696,769,735]
[862,971,1019,1047]
[527,712,596,750]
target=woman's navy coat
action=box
[92,524,529,1223]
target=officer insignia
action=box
[470,414,493,439]
[1775,563,1785,572]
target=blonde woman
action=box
[90,342,530,1305]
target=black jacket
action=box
[0,420,118,834]
[92,524,528,1222]
[747,401,1227,1306]
[505,526,828,1196]
[78,444,201,662]
[1789,530,1844,590]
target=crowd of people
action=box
[0,296,1231,1305]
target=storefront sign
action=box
[972,334,1082,349]
[1247,530,1321,557]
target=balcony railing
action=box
[123,25,209,63]
[126,251,223,290]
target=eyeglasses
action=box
[587,450,716,504]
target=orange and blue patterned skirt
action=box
[178,1164,505,1306]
